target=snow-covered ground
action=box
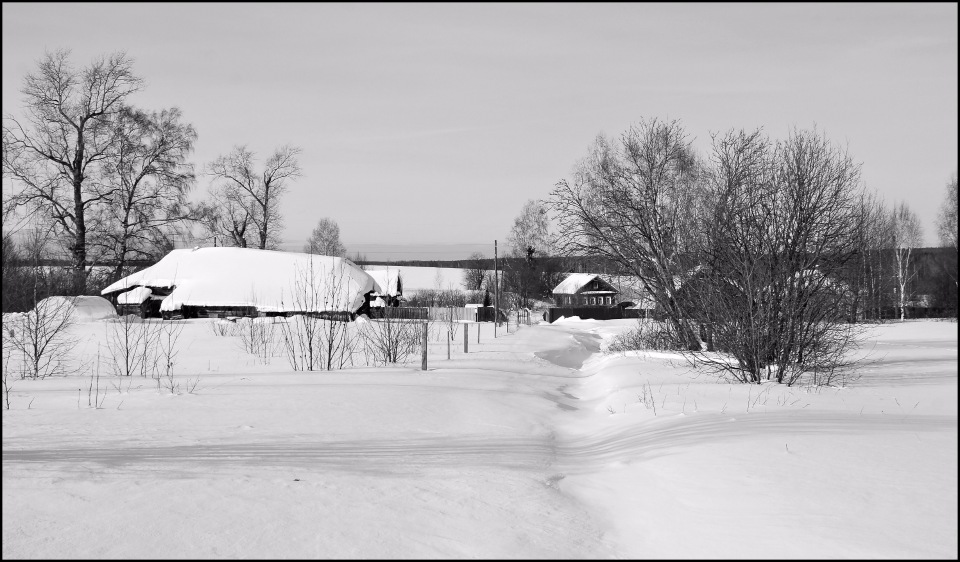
[2,316,956,558]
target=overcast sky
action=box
[3,2,957,256]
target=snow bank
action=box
[29,295,117,322]
[552,315,582,324]
[102,247,376,314]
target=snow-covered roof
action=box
[366,269,401,297]
[552,273,602,295]
[116,286,152,305]
[363,265,467,292]
[102,247,376,314]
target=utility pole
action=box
[494,240,498,338]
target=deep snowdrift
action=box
[2,318,956,558]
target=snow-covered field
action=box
[2,316,956,558]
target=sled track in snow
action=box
[4,411,954,474]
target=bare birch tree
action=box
[2,49,142,287]
[205,145,301,249]
[303,217,346,257]
[937,173,958,252]
[849,191,894,321]
[890,201,924,320]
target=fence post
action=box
[421,321,428,371]
[463,322,468,353]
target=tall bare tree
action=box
[550,118,703,348]
[890,201,924,320]
[462,251,487,290]
[937,173,958,252]
[205,145,301,250]
[849,190,894,321]
[96,106,197,280]
[303,217,346,256]
[2,49,143,285]
[503,199,555,307]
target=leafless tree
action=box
[153,319,186,393]
[1,350,13,409]
[937,173,958,253]
[303,217,346,257]
[890,201,924,320]
[204,145,301,249]
[549,118,704,349]
[2,224,80,379]
[96,106,197,281]
[507,199,553,257]
[462,251,487,290]
[105,313,155,378]
[5,296,79,380]
[689,127,865,386]
[846,191,896,322]
[502,200,556,308]
[2,49,143,287]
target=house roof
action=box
[101,247,376,314]
[552,273,612,295]
[116,286,152,305]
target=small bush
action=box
[607,319,685,353]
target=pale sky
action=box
[2,2,957,257]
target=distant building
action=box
[551,273,619,307]
[366,268,403,307]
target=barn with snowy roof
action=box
[101,247,377,319]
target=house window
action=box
[590,297,596,305]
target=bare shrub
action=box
[153,319,184,390]
[357,310,425,366]
[2,350,13,409]
[279,260,356,371]
[209,319,239,337]
[5,297,79,379]
[690,127,866,387]
[105,314,155,378]
[237,316,279,364]
[607,319,685,353]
